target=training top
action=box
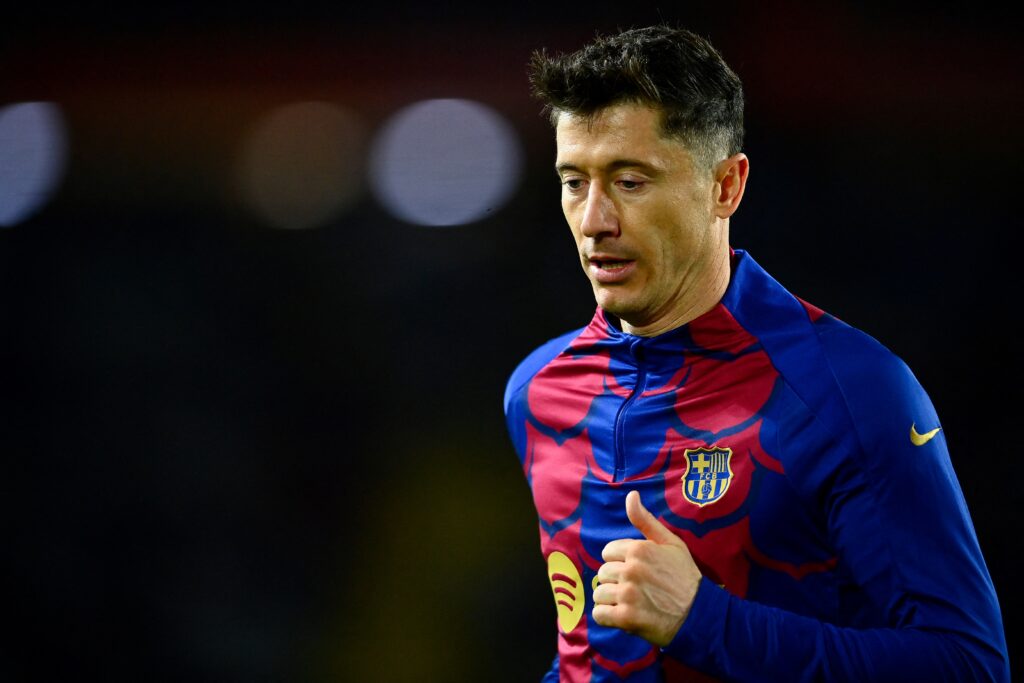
[503,250,1008,682]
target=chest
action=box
[521,346,832,594]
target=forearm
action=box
[664,578,1009,683]
[540,654,559,683]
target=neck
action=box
[620,243,732,338]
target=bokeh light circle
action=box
[236,102,364,230]
[369,99,522,227]
[0,102,68,227]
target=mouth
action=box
[591,258,632,271]
[587,255,636,283]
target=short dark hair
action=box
[529,25,744,169]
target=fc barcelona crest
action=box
[681,446,734,507]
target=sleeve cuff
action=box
[661,576,731,664]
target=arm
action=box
[597,338,1009,681]
[540,655,559,683]
[594,494,1001,681]
[604,458,1007,682]
[667,576,1004,682]
[503,336,581,683]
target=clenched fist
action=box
[592,490,703,647]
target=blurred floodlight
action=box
[0,102,68,227]
[369,99,522,227]
[236,102,364,230]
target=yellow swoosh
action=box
[910,423,941,446]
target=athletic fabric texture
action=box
[504,250,1008,682]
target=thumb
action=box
[625,490,683,546]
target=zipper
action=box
[613,340,647,482]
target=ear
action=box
[712,153,749,219]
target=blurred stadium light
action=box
[0,102,67,227]
[369,98,523,227]
[234,101,365,230]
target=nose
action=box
[579,184,619,239]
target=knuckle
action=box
[632,542,654,561]
[618,605,638,629]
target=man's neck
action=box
[620,247,732,337]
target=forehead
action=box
[554,103,689,170]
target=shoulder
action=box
[814,316,921,400]
[765,302,933,449]
[726,252,932,448]
[502,326,587,416]
[765,306,946,491]
[814,316,939,453]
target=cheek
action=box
[569,227,590,250]
[562,204,581,236]
[567,223,584,248]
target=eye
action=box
[561,177,586,191]
[618,178,644,191]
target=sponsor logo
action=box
[910,422,941,446]
[547,551,585,633]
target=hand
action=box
[592,490,702,647]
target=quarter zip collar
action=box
[585,249,758,361]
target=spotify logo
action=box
[547,551,584,633]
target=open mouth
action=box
[592,259,631,270]
[589,255,634,269]
[587,256,636,283]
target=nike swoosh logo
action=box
[910,423,941,446]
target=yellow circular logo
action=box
[547,551,585,633]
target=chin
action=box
[594,289,641,320]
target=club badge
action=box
[681,446,734,507]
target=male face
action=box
[555,102,725,334]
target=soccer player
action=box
[503,25,1009,682]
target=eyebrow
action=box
[555,159,662,176]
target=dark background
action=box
[3,2,1021,680]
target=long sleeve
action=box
[662,321,1009,681]
[541,655,559,682]
[666,577,1005,681]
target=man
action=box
[503,25,1009,682]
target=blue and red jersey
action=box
[503,250,1008,682]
